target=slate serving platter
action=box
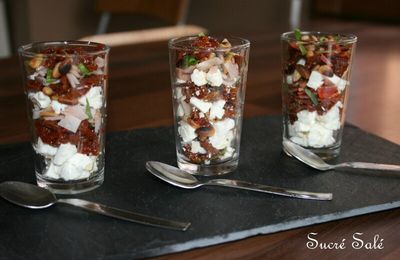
[1,116,400,259]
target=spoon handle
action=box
[57,198,190,231]
[336,162,400,172]
[206,179,332,201]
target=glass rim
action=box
[18,40,110,57]
[168,35,250,52]
[281,31,357,44]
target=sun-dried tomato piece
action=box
[187,109,210,128]
[317,85,339,99]
[191,36,220,49]
[26,80,43,92]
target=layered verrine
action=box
[281,30,357,159]
[169,35,250,175]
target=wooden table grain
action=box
[0,19,399,258]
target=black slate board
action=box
[1,116,400,259]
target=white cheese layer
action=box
[288,102,343,148]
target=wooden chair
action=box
[96,0,191,34]
[80,0,206,46]
[80,25,206,46]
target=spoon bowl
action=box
[0,181,56,209]
[146,161,333,201]
[0,181,190,231]
[283,140,400,172]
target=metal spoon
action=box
[0,181,190,231]
[283,140,400,172]
[146,161,332,201]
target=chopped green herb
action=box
[304,88,319,105]
[183,55,198,67]
[78,63,90,77]
[333,34,340,42]
[85,98,93,120]
[298,44,307,55]
[198,32,205,37]
[294,28,302,41]
[46,69,54,83]
[218,148,227,157]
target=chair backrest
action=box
[96,0,189,25]
[80,25,206,47]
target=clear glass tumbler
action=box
[281,31,357,159]
[168,35,250,176]
[18,41,110,194]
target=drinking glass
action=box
[18,41,109,194]
[281,31,357,159]
[168,35,250,175]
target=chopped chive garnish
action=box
[85,98,93,120]
[294,28,302,41]
[298,44,307,55]
[304,88,318,105]
[78,63,90,77]
[46,69,54,83]
[183,55,198,67]
[198,32,205,37]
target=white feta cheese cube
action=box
[206,66,223,87]
[94,57,105,68]
[209,118,235,149]
[51,100,67,114]
[191,141,207,154]
[327,74,347,92]
[286,75,293,85]
[79,86,103,109]
[295,110,317,132]
[307,124,335,148]
[53,143,77,165]
[209,100,226,120]
[35,137,58,157]
[317,101,342,130]
[175,87,183,99]
[307,71,324,90]
[59,162,82,181]
[190,69,207,86]
[177,98,191,117]
[296,58,306,66]
[221,146,235,160]
[189,97,212,113]
[178,121,197,143]
[45,163,61,179]
[28,91,51,109]
[290,136,308,147]
[68,153,95,172]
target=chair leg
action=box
[97,12,111,35]
[289,0,302,29]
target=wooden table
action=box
[0,19,399,258]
